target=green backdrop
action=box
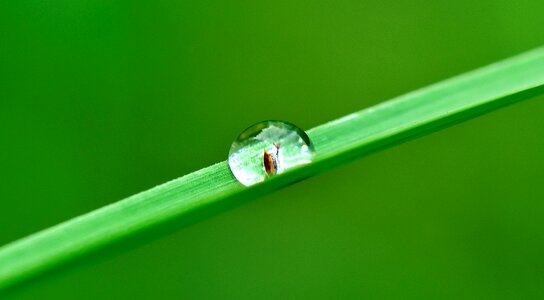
[2,0,544,298]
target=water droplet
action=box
[228,120,316,186]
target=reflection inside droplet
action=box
[228,120,315,186]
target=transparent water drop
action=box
[228,120,316,186]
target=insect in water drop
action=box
[228,120,315,186]
[263,143,280,176]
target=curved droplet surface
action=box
[228,120,315,186]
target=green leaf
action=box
[1,47,544,292]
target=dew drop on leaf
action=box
[228,120,316,186]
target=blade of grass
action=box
[2,47,544,292]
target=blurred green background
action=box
[2,0,544,298]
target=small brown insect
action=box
[263,143,280,176]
